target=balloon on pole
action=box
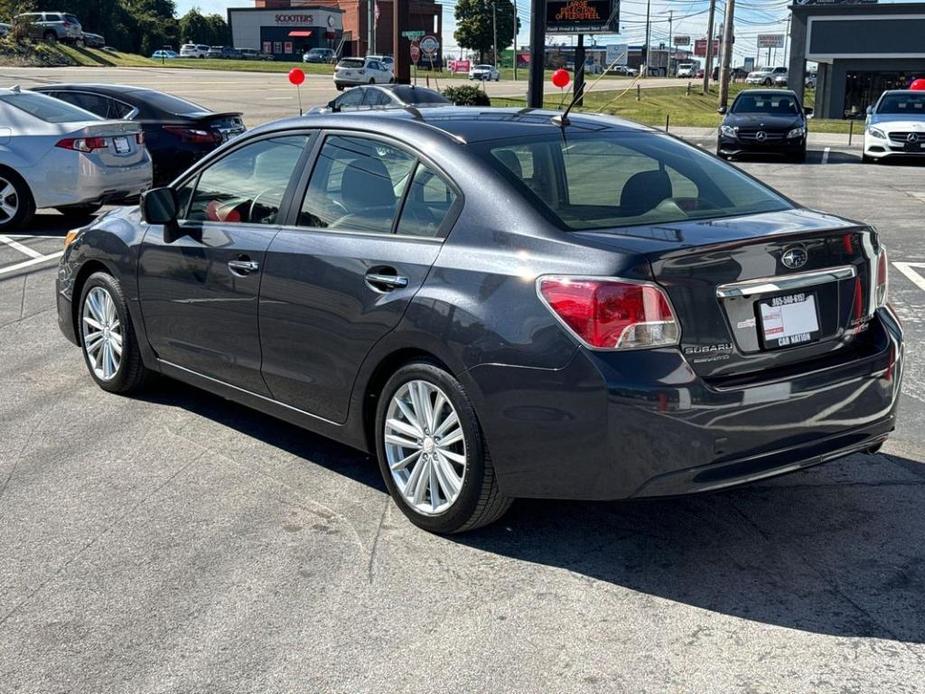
[552,69,571,89]
[289,68,306,115]
[910,78,925,91]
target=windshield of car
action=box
[475,65,493,70]
[731,93,800,115]
[0,91,101,123]
[478,131,791,231]
[127,90,208,115]
[338,58,365,68]
[876,92,925,115]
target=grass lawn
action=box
[56,45,160,67]
[492,83,859,135]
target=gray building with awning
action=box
[787,1,925,118]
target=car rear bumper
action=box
[466,307,903,501]
[28,151,152,209]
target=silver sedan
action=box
[0,86,152,231]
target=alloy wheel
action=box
[0,176,19,223]
[384,380,467,516]
[81,286,123,381]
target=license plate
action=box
[759,291,821,349]
[113,136,130,154]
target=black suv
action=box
[717,89,811,162]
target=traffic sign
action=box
[420,35,440,57]
[410,44,421,64]
[402,30,425,39]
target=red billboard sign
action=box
[693,38,720,57]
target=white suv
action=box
[334,57,393,91]
[746,67,787,86]
[180,44,210,59]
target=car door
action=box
[137,132,312,393]
[258,132,462,422]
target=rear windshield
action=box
[127,90,207,115]
[392,86,449,104]
[0,91,100,123]
[478,131,791,231]
[876,92,925,114]
[338,58,365,68]
[731,93,800,115]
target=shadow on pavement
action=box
[140,377,925,644]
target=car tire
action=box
[0,168,35,232]
[375,361,512,534]
[44,31,57,44]
[78,272,150,395]
[763,78,772,86]
[369,78,375,84]
[862,154,875,164]
[716,148,728,160]
[56,203,102,222]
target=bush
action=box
[0,36,73,66]
[442,84,491,107]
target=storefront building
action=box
[788,1,925,119]
[246,0,442,60]
[228,6,345,60]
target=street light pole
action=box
[527,0,545,107]
[513,0,518,80]
[667,9,673,77]
[492,0,498,66]
[643,0,651,77]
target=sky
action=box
[176,0,908,62]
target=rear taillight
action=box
[163,125,221,144]
[537,276,680,350]
[56,136,108,152]
[875,247,888,307]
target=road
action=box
[1,95,925,692]
[0,65,693,125]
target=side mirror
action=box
[717,106,727,115]
[140,187,181,243]
[866,105,873,115]
[327,99,339,112]
[804,106,814,116]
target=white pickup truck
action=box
[677,62,695,78]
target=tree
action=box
[454,0,519,64]
[203,13,230,46]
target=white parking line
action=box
[0,234,43,259]
[0,251,63,278]
[822,147,830,164]
[893,262,925,292]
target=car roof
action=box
[255,106,652,144]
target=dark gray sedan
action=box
[56,107,902,533]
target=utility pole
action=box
[527,0,545,107]
[667,10,673,77]
[392,0,410,83]
[492,0,498,66]
[783,13,791,68]
[513,0,518,80]
[643,0,651,77]
[575,33,585,106]
[702,0,716,93]
[367,0,375,55]
[717,0,735,109]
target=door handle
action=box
[228,258,259,276]
[365,271,409,291]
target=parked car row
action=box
[0,84,245,231]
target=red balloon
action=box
[910,78,925,91]
[288,68,305,86]
[551,68,570,89]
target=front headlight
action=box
[720,124,737,137]
[867,126,886,139]
[787,126,806,139]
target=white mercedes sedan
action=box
[0,86,152,231]
[863,89,925,163]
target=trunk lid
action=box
[575,209,880,382]
[190,112,246,142]
[69,120,145,168]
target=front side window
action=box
[299,135,416,234]
[481,131,791,231]
[182,135,309,225]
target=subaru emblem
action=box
[781,246,808,270]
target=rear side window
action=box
[299,135,416,234]
[0,92,99,123]
[480,131,790,231]
[396,164,458,238]
[182,135,309,225]
[338,58,364,69]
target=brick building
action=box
[250,0,442,59]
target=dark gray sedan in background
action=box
[56,107,903,533]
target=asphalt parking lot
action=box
[2,92,925,692]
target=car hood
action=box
[723,113,802,130]
[869,114,925,129]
